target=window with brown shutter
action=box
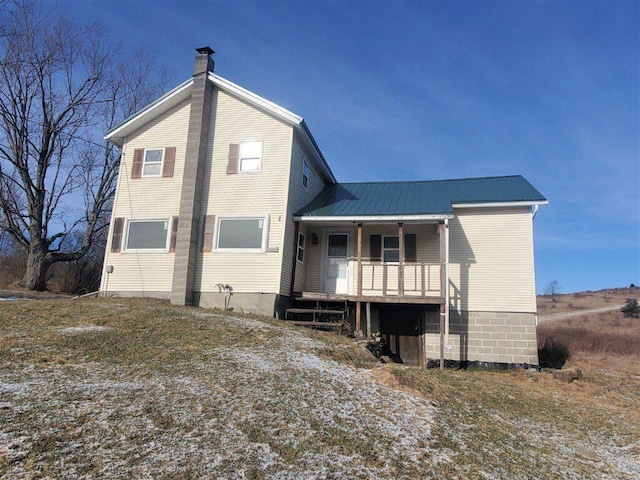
[162,147,176,177]
[370,235,382,262]
[405,234,417,263]
[131,149,143,178]
[169,216,179,252]
[201,215,216,252]
[110,217,124,253]
[227,144,239,174]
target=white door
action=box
[324,233,349,294]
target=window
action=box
[239,142,262,172]
[370,234,417,263]
[142,149,164,177]
[125,219,170,251]
[383,236,400,263]
[215,216,268,251]
[297,233,305,263]
[302,158,310,190]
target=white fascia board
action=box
[293,214,453,223]
[295,123,336,184]
[104,79,194,145]
[209,73,302,125]
[210,74,336,184]
[452,201,548,209]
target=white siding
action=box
[449,207,536,313]
[101,99,191,293]
[195,89,294,294]
[280,131,330,295]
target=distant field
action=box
[1,297,639,478]
[537,286,635,314]
[537,287,640,376]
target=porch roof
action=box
[294,175,547,221]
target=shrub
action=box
[538,336,569,369]
[620,299,640,318]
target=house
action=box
[101,47,547,368]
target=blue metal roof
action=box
[294,175,546,218]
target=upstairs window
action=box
[131,147,175,178]
[239,142,263,172]
[215,216,268,252]
[142,149,164,177]
[302,158,310,190]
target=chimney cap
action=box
[196,46,215,56]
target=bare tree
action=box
[544,279,561,302]
[0,1,169,290]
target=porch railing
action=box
[359,261,442,297]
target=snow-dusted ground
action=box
[1,310,638,479]
[0,314,439,479]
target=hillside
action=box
[537,286,640,376]
[0,297,639,478]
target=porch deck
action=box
[296,291,445,305]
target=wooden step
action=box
[285,307,345,321]
[291,321,344,328]
[286,308,344,315]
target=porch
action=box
[291,219,451,343]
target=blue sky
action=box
[66,0,639,293]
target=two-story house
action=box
[101,48,547,368]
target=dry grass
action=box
[1,297,639,479]
[537,306,640,376]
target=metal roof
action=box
[294,175,547,219]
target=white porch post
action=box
[398,222,404,296]
[356,222,363,333]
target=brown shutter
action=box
[169,216,179,252]
[405,234,416,263]
[162,147,176,177]
[201,215,215,252]
[227,143,239,174]
[369,235,381,262]
[110,218,124,253]
[131,149,143,178]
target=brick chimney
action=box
[171,47,216,306]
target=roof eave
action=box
[293,214,453,222]
[452,200,548,208]
[104,78,194,146]
[210,73,336,184]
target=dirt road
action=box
[537,304,624,323]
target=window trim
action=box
[296,232,305,263]
[302,158,310,190]
[141,148,165,178]
[382,235,400,263]
[238,141,263,173]
[123,218,171,253]
[213,215,269,253]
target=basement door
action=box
[324,233,349,294]
[380,306,426,367]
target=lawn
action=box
[1,298,639,479]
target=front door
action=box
[324,233,349,294]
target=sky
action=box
[63,0,639,294]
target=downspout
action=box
[445,218,451,350]
[532,204,539,326]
